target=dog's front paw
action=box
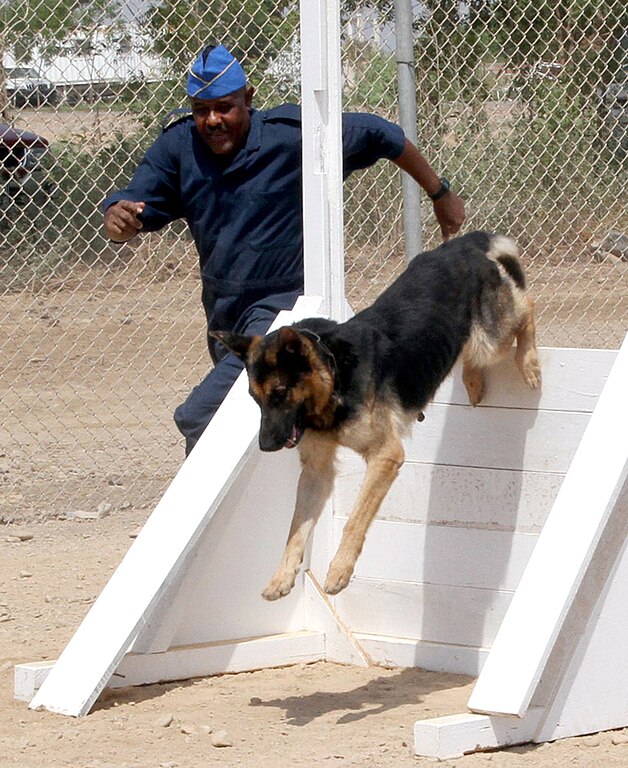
[262,570,297,601]
[518,351,542,390]
[523,359,542,389]
[324,560,354,595]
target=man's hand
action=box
[103,200,146,243]
[433,191,465,242]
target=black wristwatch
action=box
[428,177,451,201]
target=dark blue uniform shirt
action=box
[103,104,405,331]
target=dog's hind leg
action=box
[462,360,486,406]
[461,325,493,406]
[262,433,337,601]
[515,297,541,389]
[324,435,404,595]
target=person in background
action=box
[103,44,465,455]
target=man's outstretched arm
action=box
[392,139,466,242]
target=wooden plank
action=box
[534,487,628,742]
[14,662,54,703]
[335,463,564,533]
[414,710,542,760]
[113,631,326,689]
[28,297,324,717]
[433,348,616,411]
[468,335,628,717]
[354,633,489,676]
[336,406,590,474]
[335,579,514,649]
[16,632,326,701]
[403,405,590,473]
[300,0,346,320]
[339,519,538,592]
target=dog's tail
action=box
[487,234,526,289]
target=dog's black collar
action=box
[299,328,339,384]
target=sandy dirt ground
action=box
[2,514,628,768]
[14,109,143,150]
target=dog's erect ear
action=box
[209,330,259,360]
[277,326,306,357]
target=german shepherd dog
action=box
[213,231,541,600]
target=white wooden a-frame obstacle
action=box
[413,334,628,758]
[16,0,628,758]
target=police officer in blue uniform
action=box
[103,45,465,455]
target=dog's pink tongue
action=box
[285,424,300,449]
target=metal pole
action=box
[394,0,422,261]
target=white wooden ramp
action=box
[21,296,367,717]
[414,332,628,759]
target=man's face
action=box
[190,86,254,156]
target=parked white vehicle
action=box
[5,66,58,106]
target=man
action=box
[103,44,465,455]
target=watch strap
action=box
[429,177,451,201]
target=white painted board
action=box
[534,482,628,741]
[116,631,327,689]
[355,633,489,676]
[433,348,615,411]
[414,710,542,760]
[403,404,590,473]
[17,632,327,700]
[335,462,564,532]
[300,0,346,320]
[468,334,628,717]
[343,519,539,591]
[335,579,513,649]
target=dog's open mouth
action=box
[284,407,306,449]
[284,422,304,449]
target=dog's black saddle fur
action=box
[290,231,522,424]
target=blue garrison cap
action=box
[187,45,247,99]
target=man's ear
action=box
[208,330,259,360]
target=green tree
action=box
[487,0,627,95]
[1,0,118,60]
[0,0,121,117]
[143,0,299,87]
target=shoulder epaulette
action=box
[261,103,301,125]
[161,108,194,132]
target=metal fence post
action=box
[394,0,422,261]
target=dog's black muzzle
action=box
[258,405,305,452]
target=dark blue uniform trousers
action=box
[174,290,302,455]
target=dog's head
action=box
[211,326,337,451]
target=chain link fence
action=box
[1,1,627,523]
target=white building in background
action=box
[3,25,165,99]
